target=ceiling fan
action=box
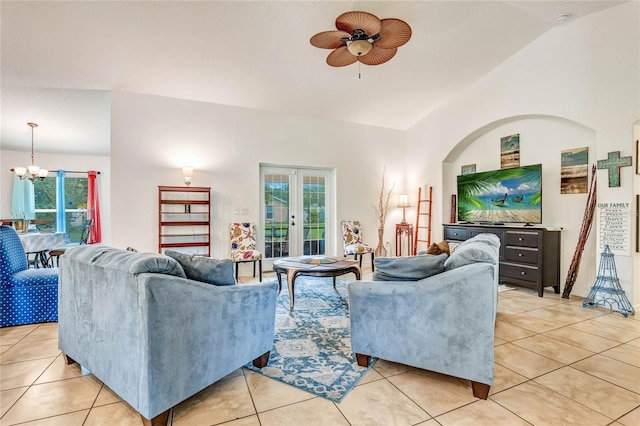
[310,11,411,67]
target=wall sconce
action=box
[182,166,193,186]
[398,194,411,224]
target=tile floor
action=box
[1,269,639,426]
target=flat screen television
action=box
[457,164,542,224]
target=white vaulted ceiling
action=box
[0,0,625,155]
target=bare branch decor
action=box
[373,168,395,257]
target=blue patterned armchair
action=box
[0,225,59,327]
[341,220,375,271]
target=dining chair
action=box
[230,222,263,281]
[48,219,93,267]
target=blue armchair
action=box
[0,225,59,327]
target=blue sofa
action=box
[0,225,59,327]
[58,245,278,426]
[348,233,499,399]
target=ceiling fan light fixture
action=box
[347,39,373,56]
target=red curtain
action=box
[87,171,102,243]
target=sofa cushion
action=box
[64,245,187,277]
[373,253,447,281]
[165,250,236,286]
[444,241,497,271]
[426,240,450,256]
[465,233,500,249]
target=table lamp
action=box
[398,194,410,224]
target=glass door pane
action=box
[302,173,326,256]
[263,170,290,258]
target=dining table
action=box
[18,232,67,268]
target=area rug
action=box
[245,276,375,402]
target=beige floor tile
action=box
[498,297,560,314]
[593,313,640,333]
[244,370,314,413]
[499,313,560,333]
[259,397,347,426]
[0,338,60,364]
[94,384,122,406]
[172,375,256,426]
[494,343,563,379]
[535,366,640,420]
[491,381,611,425]
[0,357,55,389]
[21,323,59,342]
[512,334,594,364]
[573,354,640,393]
[387,369,477,417]
[489,363,528,395]
[626,337,640,348]
[569,320,640,343]
[356,365,383,385]
[0,346,11,355]
[618,406,640,426]
[415,420,441,426]
[546,302,610,319]
[84,402,140,426]
[524,307,586,326]
[0,325,39,344]
[10,410,89,426]
[0,387,27,417]
[436,398,531,426]
[542,327,620,353]
[494,320,536,342]
[372,359,416,377]
[34,355,83,384]
[0,375,102,425]
[337,379,429,425]
[601,344,640,368]
[494,337,507,346]
[222,415,261,426]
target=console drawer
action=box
[501,262,540,283]
[444,227,468,241]
[505,231,539,248]
[505,246,538,264]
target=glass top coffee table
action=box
[272,256,361,311]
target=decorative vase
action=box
[374,227,387,257]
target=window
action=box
[34,175,88,242]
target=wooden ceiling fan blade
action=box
[358,47,397,66]
[336,11,381,36]
[376,19,412,49]
[326,46,358,67]
[310,30,351,49]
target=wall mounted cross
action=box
[596,151,632,187]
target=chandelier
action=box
[13,122,48,182]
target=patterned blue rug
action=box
[245,276,376,402]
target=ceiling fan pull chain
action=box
[358,61,361,79]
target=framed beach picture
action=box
[561,147,589,194]
[461,164,476,175]
[500,134,520,169]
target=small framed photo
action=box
[636,140,639,174]
[461,164,476,175]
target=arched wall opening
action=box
[442,114,598,297]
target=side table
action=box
[395,223,413,256]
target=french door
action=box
[260,166,334,259]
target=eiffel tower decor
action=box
[582,245,635,317]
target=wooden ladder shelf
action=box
[413,186,433,255]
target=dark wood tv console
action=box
[443,224,561,297]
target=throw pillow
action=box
[373,253,447,281]
[165,250,236,286]
[426,240,450,256]
[444,241,497,271]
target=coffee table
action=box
[272,256,361,311]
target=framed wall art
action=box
[561,147,588,194]
[500,133,520,169]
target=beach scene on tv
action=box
[457,164,542,224]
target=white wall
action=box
[406,2,639,302]
[110,91,407,269]
[1,150,111,242]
